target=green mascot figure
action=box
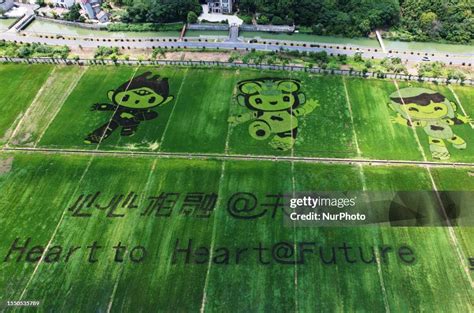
[85,72,174,144]
[389,87,471,160]
[228,78,319,151]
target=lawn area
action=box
[239,31,380,48]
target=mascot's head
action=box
[388,87,456,121]
[108,72,173,109]
[236,78,306,112]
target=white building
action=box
[207,0,233,14]
[0,0,14,13]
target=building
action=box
[79,0,109,22]
[207,0,233,14]
[48,0,75,9]
[95,10,108,23]
[0,0,14,13]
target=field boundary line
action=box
[33,67,88,148]
[199,160,227,313]
[375,251,391,313]
[342,77,368,190]
[427,169,474,288]
[106,269,123,313]
[393,80,473,288]
[95,66,140,151]
[18,156,95,300]
[4,146,474,168]
[392,81,428,161]
[5,66,57,147]
[291,160,299,313]
[448,86,473,129]
[199,77,238,311]
[345,77,390,309]
[158,68,189,152]
[223,74,240,155]
[289,71,299,313]
[106,159,158,313]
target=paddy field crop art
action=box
[0,63,473,312]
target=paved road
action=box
[3,146,474,169]
[226,25,240,42]
[1,31,472,65]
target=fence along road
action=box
[0,30,472,67]
[0,57,472,86]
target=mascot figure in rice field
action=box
[84,72,174,144]
[228,78,319,151]
[389,87,472,160]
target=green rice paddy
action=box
[0,63,472,312]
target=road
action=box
[0,31,472,66]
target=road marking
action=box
[33,66,87,147]
[448,86,473,129]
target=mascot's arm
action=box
[391,114,419,126]
[448,114,472,125]
[228,112,259,125]
[293,99,319,117]
[134,111,158,121]
[90,103,117,111]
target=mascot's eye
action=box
[255,98,263,104]
[122,95,130,102]
[408,107,419,112]
[283,96,290,102]
[434,107,443,111]
[148,97,156,104]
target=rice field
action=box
[0,63,472,312]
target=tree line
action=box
[111,0,472,44]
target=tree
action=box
[420,12,437,30]
[122,0,201,24]
[353,52,363,62]
[271,16,285,25]
[187,11,198,24]
[64,4,82,22]
[258,15,270,25]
